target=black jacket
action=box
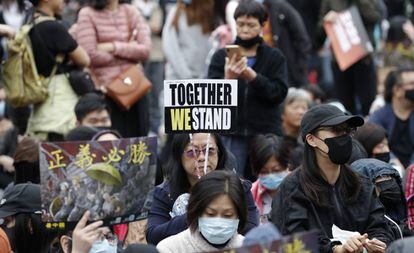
[207,42,288,136]
[265,0,311,87]
[271,168,395,253]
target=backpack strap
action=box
[31,14,65,80]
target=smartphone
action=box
[225,45,243,60]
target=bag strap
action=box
[31,13,64,79]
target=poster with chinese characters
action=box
[207,230,319,253]
[39,137,157,230]
[324,5,373,71]
[164,79,238,133]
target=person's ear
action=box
[393,84,404,97]
[305,134,318,148]
[60,235,71,253]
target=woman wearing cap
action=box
[271,104,394,253]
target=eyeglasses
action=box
[185,147,218,159]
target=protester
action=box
[74,93,111,129]
[162,0,216,80]
[208,0,288,177]
[271,104,394,253]
[13,136,40,184]
[249,134,290,223]
[156,170,246,252]
[262,0,311,87]
[58,211,114,253]
[134,0,165,135]
[316,0,382,116]
[281,88,310,169]
[25,0,90,141]
[76,0,151,138]
[352,158,412,239]
[0,183,55,253]
[369,68,414,168]
[354,122,405,175]
[146,133,259,245]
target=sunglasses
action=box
[184,147,218,159]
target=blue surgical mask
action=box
[89,239,117,253]
[259,171,288,190]
[198,217,239,244]
[182,0,191,5]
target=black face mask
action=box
[377,179,402,207]
[235,35,263,49]
[317,134,353,165]
[373,152,391,163]
[405,89,414,102]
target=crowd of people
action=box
[0,0,414,252]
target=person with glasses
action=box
[208,0,288,179]
[271,104,395,253]
[146,133,259,245]
[248,134,290,224]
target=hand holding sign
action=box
[72,211,110,253]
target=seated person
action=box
[157,170,245,252]
[75,93,111,129]
[248,134,290,223]
[352,158,413,239]
[146,133,259,245]
[369,68,414,168]
[272,104,394,253]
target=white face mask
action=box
[198,217,239,245]
[89,239,117,253]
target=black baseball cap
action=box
[300,104,364,139]
[0,183,41,218]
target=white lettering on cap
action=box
[0,199,6,205]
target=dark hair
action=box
[300,141,361,207]
[14,213,55,253]
[234,0,268,25]
[249,134,290,176]
[348,139,368,164]
[187,170,247,233]
[167,133,228,199]
[74,93,109,122]
[302,84,326,103]
[29,0,40,7]
[90,0,109,10]
[354,122,387,157]
[65,126,99,141]
[13,137,40,184]
[387,16,409,43]
[384,67,414,103]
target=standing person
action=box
[25,0,90,141]
[76,0,152,138]
[162,0,217,79]
[249,134,290,223]
[271,104,394,253]
[208,0,288,177]
[133,0,165,135]
[157,170,246,252]
[316,0,382,116]
[146,133,259,245]
[369,68,414,168]
[263,0,311,87]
